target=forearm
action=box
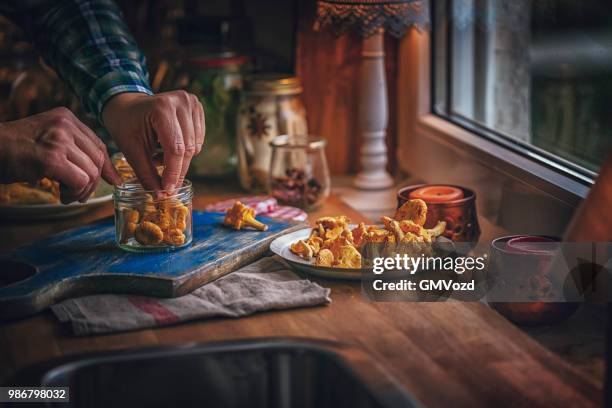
[20,0,152,121]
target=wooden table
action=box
[0,182,603,407]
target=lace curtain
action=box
[315,0,430,38]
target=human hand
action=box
[102,91,205,192]
[0,107,122,203]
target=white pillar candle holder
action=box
[354,29,394,190]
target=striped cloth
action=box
[265,206,308,222]
[205,196,307,222]
[52,256,330,335]
[205,196,279,214]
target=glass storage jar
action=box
[114,181,193,252]
[159,51,246,179]
[269,135,330,210]
[237,74,308,192]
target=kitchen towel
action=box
[52,256,331,336]
[205,196,308,222]
[205,196,279,214]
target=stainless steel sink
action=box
[7,338,421,408]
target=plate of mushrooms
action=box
[0,178,113,220]
[270,199,450,280]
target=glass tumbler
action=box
[487,235,579,326]
[114,181,193,252]
[269,135,330,210]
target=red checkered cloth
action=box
[205,196,308,221]
[205,196,278,214]
[265,206,308,222]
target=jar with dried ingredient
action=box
[269,135,330,210]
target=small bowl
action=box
[487,235,579,326]
[397,184,481,242]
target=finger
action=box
[199,100,205,148]
[100,152,123,186]
[123,149,162,192]
[78,178,100,203]
[48,159,91,204]
[75,141,102,202]
[70,128,104,193]
[177,107,195,187]
[191,96,205,155]
[66,147,99,201]
[66,144,99,183]
[71,119,122,186]
[153,111,184,191]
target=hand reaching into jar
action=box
[0,107,122,204]
[0,1,205,199]
[102,91,205,193]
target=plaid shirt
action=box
[1,0,152,123]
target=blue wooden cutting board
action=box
[0,211,303,319]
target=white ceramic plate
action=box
[271,226,456,281]
[270,226,370,280]
[0,181,113,220]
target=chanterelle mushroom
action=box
[223,201,269,231]
[394,199,427,226]
[290,239,313,259]
[315,249,334,267]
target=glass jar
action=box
[269,135,330,210]
[237,74,308,192]
[114,181,193,252]
[159,51,246,178]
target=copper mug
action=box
[397,184,481,243]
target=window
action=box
[432,0,612,182]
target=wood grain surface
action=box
[0,183,602,407]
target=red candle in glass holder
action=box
[507,236,556,255]
[409,185,464,203]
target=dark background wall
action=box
[0,0,399,175]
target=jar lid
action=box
[244,74,303,95]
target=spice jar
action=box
[269,135,330,210]
[114,181,193,252]
[237,74,308,191]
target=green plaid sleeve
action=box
[26,0,152,122]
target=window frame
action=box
[396,8,591,208]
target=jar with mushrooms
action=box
[113,180,193,252]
